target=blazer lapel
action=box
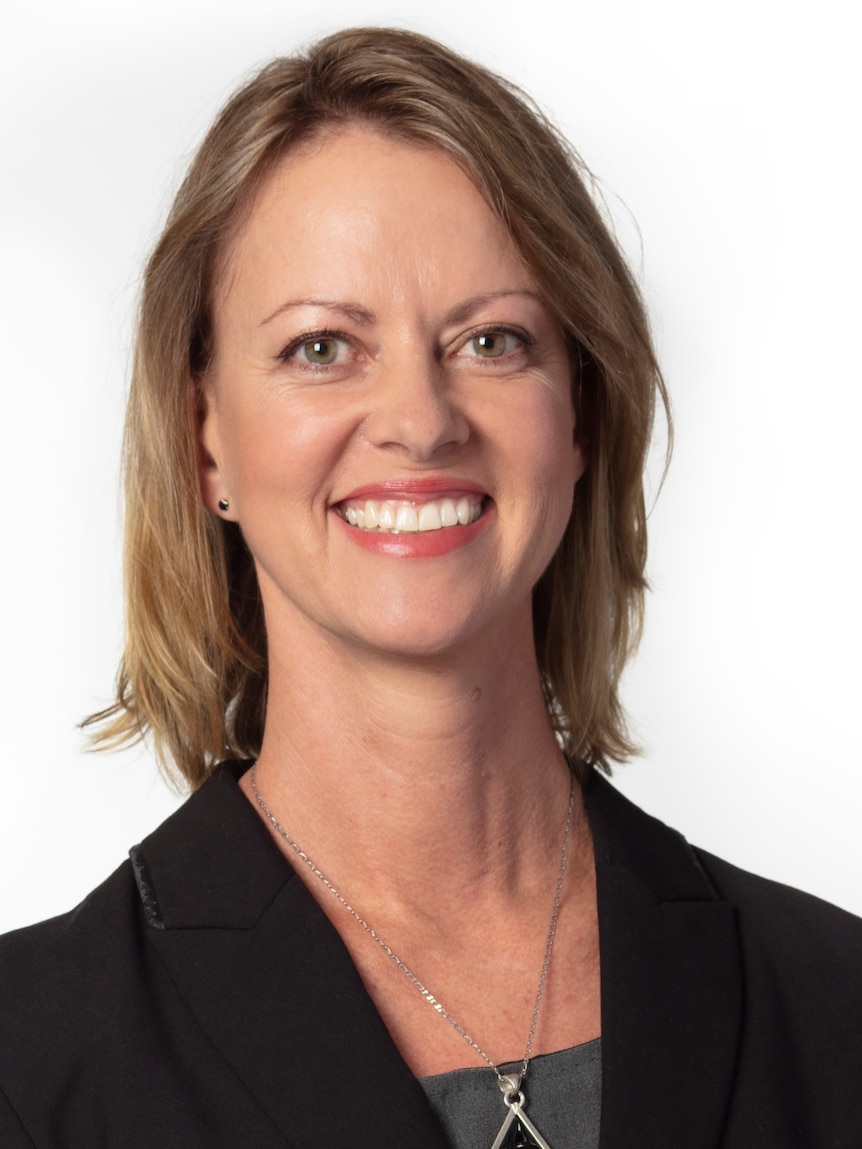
[136,763,447,1149]
[135,764,743,1149]
[586,776,743,1149]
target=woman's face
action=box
[200,126,585,661]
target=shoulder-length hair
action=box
[86,26,669,789]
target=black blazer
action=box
[1,762,861,1148]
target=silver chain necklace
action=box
[250,762,575,1149]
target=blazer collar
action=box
[135,761,447,1149]
[135,764,742,1149]
[585,773,742,1149]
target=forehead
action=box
[214,126,535,316]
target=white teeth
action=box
[418,503,442,531]
[340,495,485,533]
[395,505,419,531]
[440,499,458,527]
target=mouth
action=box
[335,493,488,534]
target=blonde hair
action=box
[86,26,669,789]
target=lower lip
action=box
[333,502,493,558]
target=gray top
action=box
[418,1038,602,1149]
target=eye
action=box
[459,327,532,361]
[470,332,511,358]
[296,336,349,365]
[276,329,357,370]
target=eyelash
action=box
[275,324,536,369]
[460,324,535,360]
[276,328,354,367]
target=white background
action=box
[1,0,859,934]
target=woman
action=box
[1,26,859,1149]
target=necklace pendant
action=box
[490,1099,553,1149]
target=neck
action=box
[247,606,575,918]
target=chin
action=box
[342,597,527,666]
[349,623,480,663]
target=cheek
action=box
[502,385,579,493]
[224,393,353,506]
[496,388,581,568]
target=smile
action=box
[337,495,485,533]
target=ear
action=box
[195,380,237,520]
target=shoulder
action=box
[587,770,862,934]
[697,843,862,933]
[0,858,151,1139]
[586,770,862,1007]
[0,857,143,1002]
[695,844,862,984]
[0,760,264,1032]
[695,846,862,1141]
[586,773,862,1143]
[0,763,299,1146]
[0,857,146,1062]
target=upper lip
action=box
[335,478,489,504]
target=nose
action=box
[364,350,469,461]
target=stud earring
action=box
[218,498,230,512]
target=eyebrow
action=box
[443,290,545,325]
[260,298,376,327]
[260,289,544,329]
